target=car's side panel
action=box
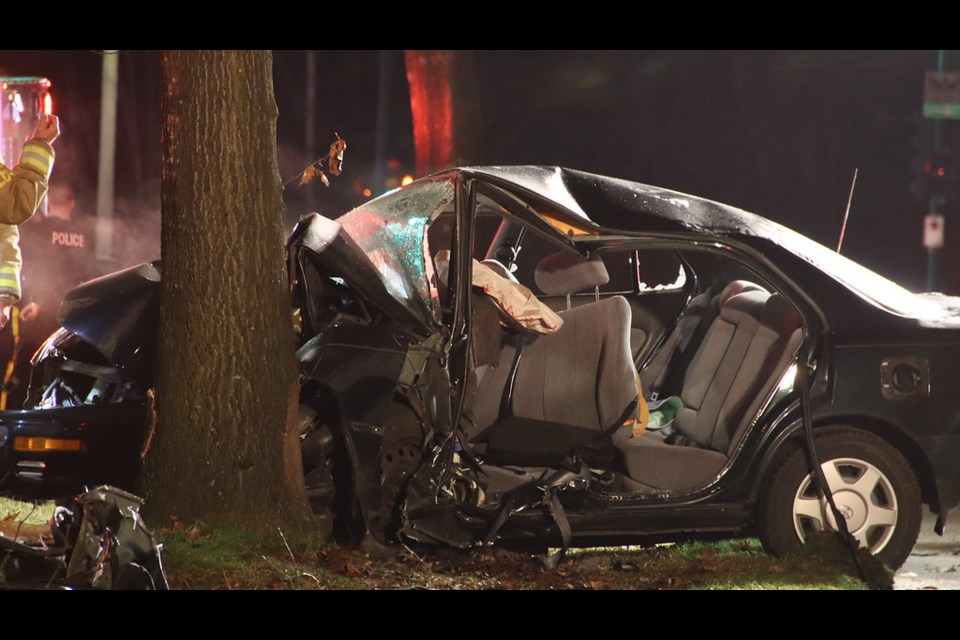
[297,323,409,427]
[823,343,960,514]
[494,499,752,548]
[298,322,416,537]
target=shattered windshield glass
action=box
[338,179,454,325]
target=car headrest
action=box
[718,280,768,309]
[534,251,609,296]
[719,289,769,324]
[761,293,802,336]
[480,259,518,283]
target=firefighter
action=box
[0,114,59,325]
[0,114,59,408]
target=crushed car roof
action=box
[460,165,788,236]
[456,166,960,330]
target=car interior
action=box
[433,208,805,500]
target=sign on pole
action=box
[924,72,960,119]
[924,214,945,249]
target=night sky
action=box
[0,50,952,292]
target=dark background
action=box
[0,50,952,293]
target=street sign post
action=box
[924,71,960,120]
[924,214,945,249]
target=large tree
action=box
[142,50,309,527]
[404,50,481,174]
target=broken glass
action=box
[339,179,455,325]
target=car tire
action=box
[300,410,366,546]
[758,426,921,570]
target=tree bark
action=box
[405,50,455,176]
[142,50,309,528]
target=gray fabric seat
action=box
[469,295,638,467]
[534,250,609,309]
[616,290,802,491]
[640,280,768,399]
[465,251,637,452]
[512,295,638,431]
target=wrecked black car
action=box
[286,166,960,570]
[0,261,158,495]
[6,166,960,569]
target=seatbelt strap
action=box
[497,333,527,423]
[542,486,572,569]
[482,490,525,547]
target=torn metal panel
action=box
[1,485,167,590]
[64,486,168,590]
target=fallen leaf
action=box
[768,565,786,574]
[300,164,330,187]
[328,133,346,176]
[699,548,718,572]
[0,519,55,544]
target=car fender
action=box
[297,323,409,427]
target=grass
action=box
[159,525,867,590]
[0,496,868,589]
[0,497,55,526]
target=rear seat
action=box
[640,280,768,400]
[615,289,802,492]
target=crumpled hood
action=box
[57,261,161,383]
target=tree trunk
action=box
[142,50,310,528]
[405,50,454,176]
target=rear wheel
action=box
[758,427,922,569]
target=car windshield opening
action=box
[337,178,455,326]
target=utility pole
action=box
[928,50,946,291]
[96,50,119,265]
[305,50,316,158]
[374,50,391,194]
[921,50,960,292]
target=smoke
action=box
[103,187,162,272]
[16,180,160,334]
